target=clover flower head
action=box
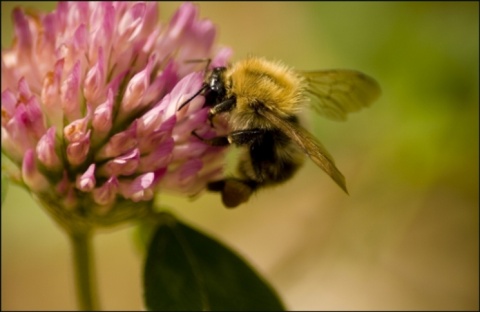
[2,2,232,229]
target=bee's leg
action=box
[227,129,264,145]
[192,131,230,146]
[195,129,265,208]
[192,128,263,147]
[209,98,236,115]
[208,98,236,125]
[207,178,258,208]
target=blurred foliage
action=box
[306,2,479,196]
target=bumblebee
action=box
[179,57,381,208]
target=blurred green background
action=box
[2,2,478,310]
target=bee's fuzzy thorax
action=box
[225,57,307,117]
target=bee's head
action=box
[207,67,227,93]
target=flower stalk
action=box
[70,229,99,311]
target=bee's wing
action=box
[301,70,381,121]
[259,108,348,193]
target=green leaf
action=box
[133,217,160,255]
[144,213,285,311]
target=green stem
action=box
[70,230,100,311]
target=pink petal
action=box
[138,137,175,172]
[141,2,159,36]
[96,122,137,160]
[105,70,128,101]
[63,105,92,142]
[41,59,64,128]
[117,2,146,46]
[210,47,233,68]
[1,127,23,163]
[142,61,178,106]
[61,61,82,121]
[6,104,38,154]
[176,19,216,76]
[67,2,89,31]
[66,130,91,166]
[165,72,204,117]
[1,56,21,91]
[89,3,114,63]
[1,89,17,125]
[92,176,119,206]
[119,53,155,115]
[22,149,48,193]
[138,117,176,153]
[159,159,204,194]
[99,148,140,177]
[168,2,196,40]
[179,159,203,181]
[119,169,165,202]
[172,139,209,160]
[41,12,57,52]
[73,23,88,53]
[13,8,33,52]
[138,104,177,137]
[172,108,209,142]
[36,126,61,170]
[18,77,32,101]
[76,163,96,192]
[55,2,68,31]
[24,96,46,139]
[92,88,113,139]
[84,47,105,106]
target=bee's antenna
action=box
[177,83,209,111]
[184,58,212,73]
[178,58,212,111]
[204,58,212,73]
